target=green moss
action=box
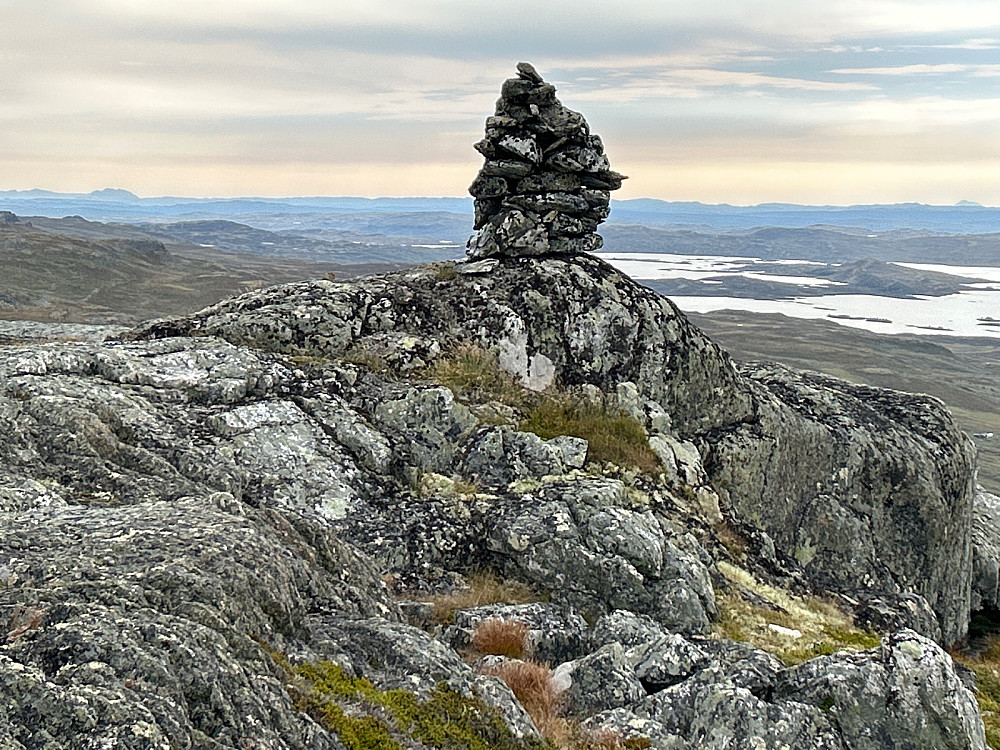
[293,660,380,701]
[315,702,401,750]
[282,658,550,750]
[383,684,527,750]
[778,626,882,665]
[520,397,662,475]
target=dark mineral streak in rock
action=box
[466,62,626,260]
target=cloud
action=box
[2,1,999,202]
[830,64,1000,76]
[906,37,1000,50]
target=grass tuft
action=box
[479,659,563,739]
[520,397,661,475]
[342,345,390,375]
[414,571,543,626]
[951,635,1000,748]
[472,618,531,659]
[426,343,526,407]
[426,345,663,476]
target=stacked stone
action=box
[466,62,626,261]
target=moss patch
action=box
[283,658,550,750]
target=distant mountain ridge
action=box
[2,190,1000,233]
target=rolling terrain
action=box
[0,213,406,325]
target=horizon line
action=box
[0,188,995,210]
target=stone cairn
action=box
[466,62,626,261]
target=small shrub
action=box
[520,397,661,474]
[471,618,531,659]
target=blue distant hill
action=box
[1,190,999,234]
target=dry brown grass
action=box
[418,571,542,625]
[478,658,652,750]
[479,659,563,738]
[581,729,652,750]
[714,561,880,664]
[471,618,531,659]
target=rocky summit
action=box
[0,69,995,749]
[467,63,625,260]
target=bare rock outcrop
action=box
[134,252,977,644]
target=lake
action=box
[596,252,1000,339]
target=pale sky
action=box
[3,0,999,204]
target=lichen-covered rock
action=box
[486,476,717,633]
[458,426,587,490]
[694,638,785,696]
[552,643,647,717]
[330,487,493,588]
[773,629,986,750]
[853,592,943,642]
[589,610,667,651]
[0,498,392,749]
[972,487,1000,611]
[373,385,478,473]
[709,365,977,644]
[640,666,843,749]
[627,634,712,691]
[582,632,983,749]
[582,708,691,750]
